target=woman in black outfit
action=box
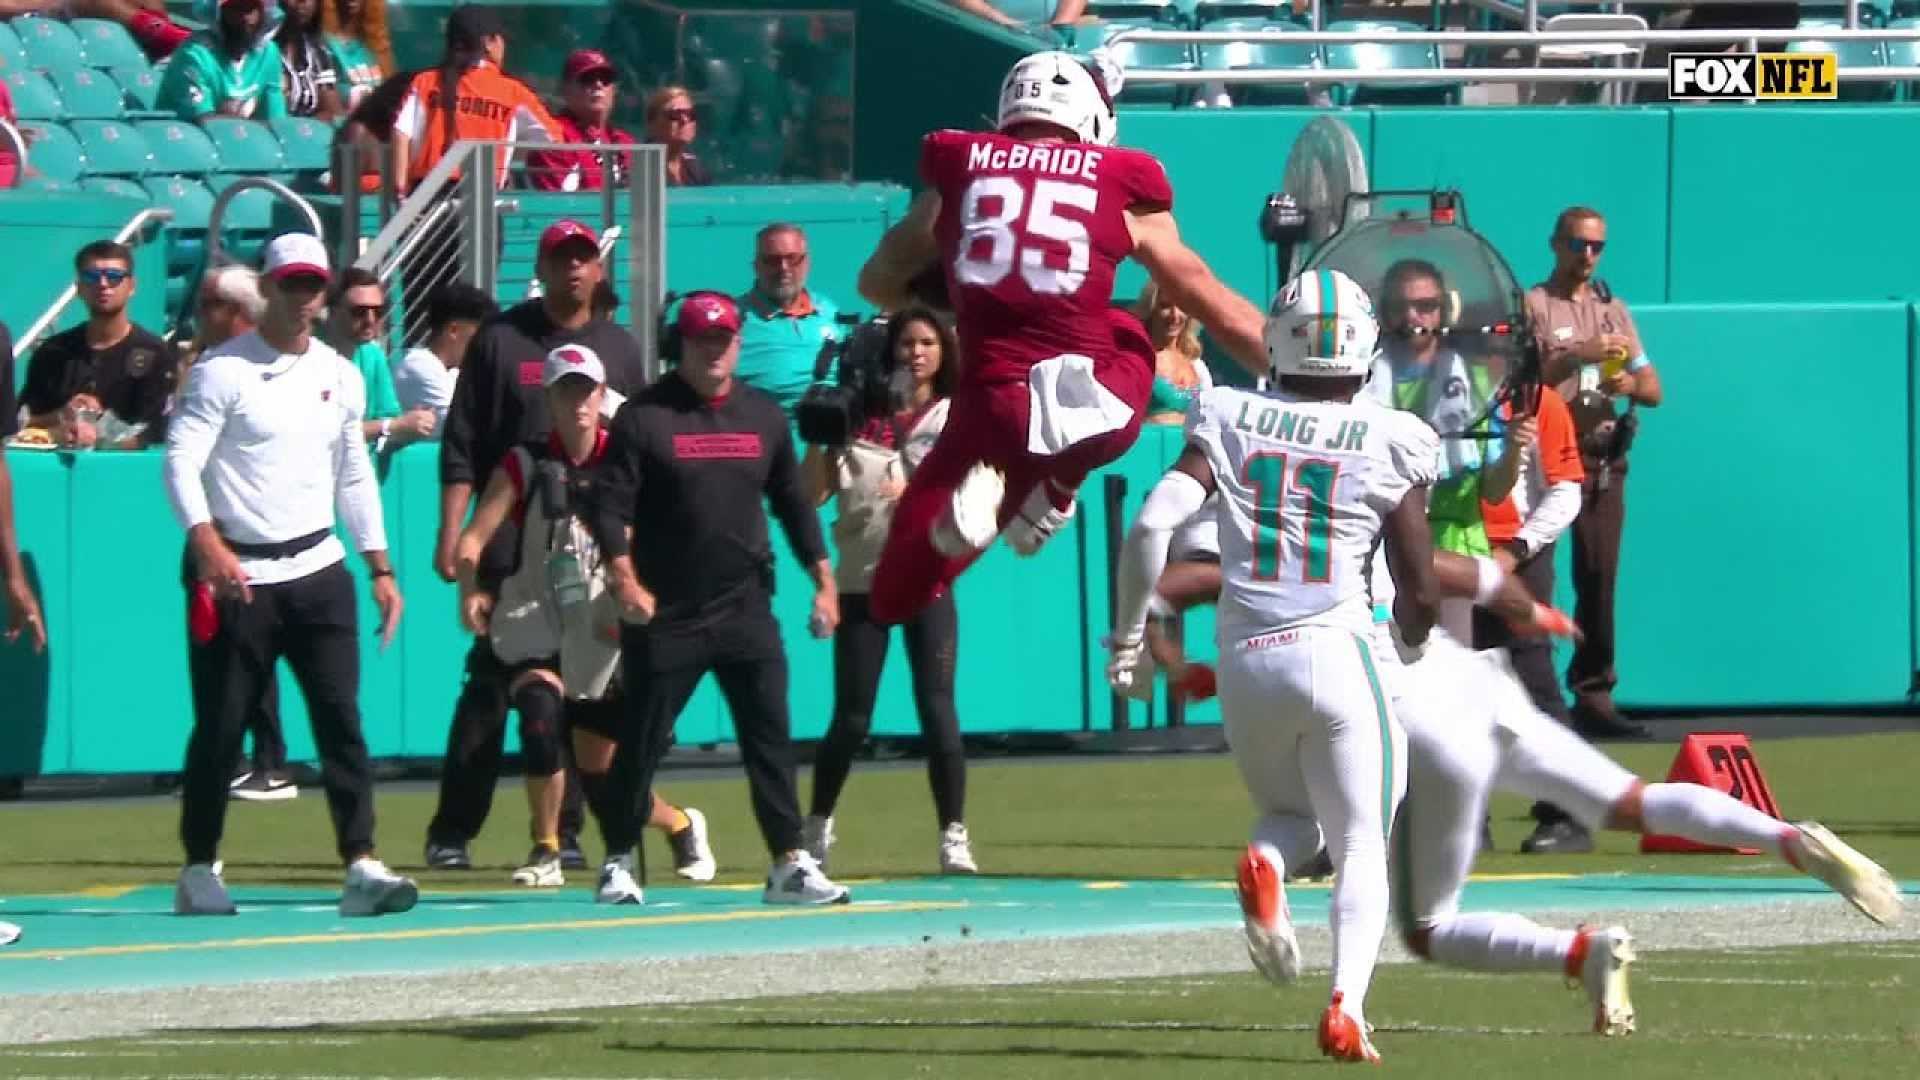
[277,0,345,120]
[800,308,973,875]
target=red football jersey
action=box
[921,129,1173,383]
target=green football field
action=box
[1,731,1916,1077]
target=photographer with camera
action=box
[797,308,974,876]
[1527,207,1664,757]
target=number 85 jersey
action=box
[921,129,1172,383]
[1187,385,1440,640]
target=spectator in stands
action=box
[322,0,393,108]
[324,269,435,450]
[0,80,17,191]
[1134,282,1211,426]
[22,241,176,451]
[331,65,416,194]
[948,0,1083,31]
[523,50,636,192]
[277,0,344,120]
[393,282,497,431]
[1529,206,1664,748]
[185,264,267,370]
[642,85,711,188]
[735,223,842,415]
[799,307,974,875]
[390,5,558,195]
[426,219,647,871]
[156,0,288,123]
[0,0,191,59]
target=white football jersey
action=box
[1186,385,1440,640]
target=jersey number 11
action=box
[1242,452,1338,584]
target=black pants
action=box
[243,679,287,774]
[811,591,965,827]
[1472,544,1578,827]
[605,588,802,859]
[425,636,586,847]
[182,562,374,864]
[1567,468,1626,721]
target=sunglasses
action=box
[1394,296,1442,314]
[757,252,806,268]
[576,72,615,87]
[79,267,130,287]
[663,107,697,123]
[349,302,390,319]
[1561,238,1606,255]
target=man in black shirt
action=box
[22,241,176,450]
[591,291,848,905]
[424,219,648,870]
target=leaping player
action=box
[856,49,1270,625]
[1111,268,1443,1063]
[1116,455,1906,1045]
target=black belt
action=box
[224,528,332,560]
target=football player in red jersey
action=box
[858,50,1268,625]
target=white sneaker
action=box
[1235,844,1299,983]
[175,861,236,916]
[802,814,835,869]
[596,855,643,905]
[1002,484,1076,557]
[1575,925,1636,1036]
[340,858,419,917]
[931,464,1005,558]
[669,808,717,882]
[0,920,21,945]
[764,851,850,905]
[939,823,978,875]
[510,845,565,888]
[1789,821,1903,926]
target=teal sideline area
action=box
[0,872,1893,998]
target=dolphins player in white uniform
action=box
[1111,268,1441,1064]
[1117,487,1906,1040]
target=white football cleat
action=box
[0,920,18,945]
[802,814,836,870]
[510,845,564,888]
[1003,485,1075,557]
[764,852,850,906]
[931,464,1005,558]
[939,823,978,875]
[1789,821,1903,927]
[340,858,419,917]
[596,855,643,905]
[175,861,237,916]
[669,807,717,882]
[1236,844,1300,984]
[1575,925,1636,1036]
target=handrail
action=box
[14,206,175,359]
[353,140,481,272]
[205,177,325,269]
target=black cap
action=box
[446,4,505,48]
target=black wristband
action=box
[1503,538,1532,562]
[370,568,395,579]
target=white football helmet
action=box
[997,50,1118,147]
[1264,268,1380,380]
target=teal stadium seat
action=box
[21,122,82,184]
[206,178,278,231]
[71,18,149,69]
[69,119,151,176]
[48,67,126,120]
[135,118,220,176]
[15,173,71,193]
[110,64,161,112]
[1791,18,1893,101]
[143,175,213,230]
[1190,0,1296,24]
[268,115,333,176]
[1084,0,1183,24]
[0,22,29,73]
[1082,20,1196,103]
[6,70,60,121]
[1886,18,1920,100]
[16,15,86,72]
[1323,19,1451,106]
[199,116,288,179]
[79,176,151,203]
[1197,18,1320,105]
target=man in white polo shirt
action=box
[164,232,418,918]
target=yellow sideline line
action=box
[0,900,966,963]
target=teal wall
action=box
[5,296,1911,775]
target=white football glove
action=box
[1389,623,1429,666]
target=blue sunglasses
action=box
[79,267,131,286]
[1561,238,1605,256]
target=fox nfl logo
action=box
[1667,52,1838,100]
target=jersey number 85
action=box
[954,176,1096,297]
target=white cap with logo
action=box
[543,343,606,386]
[260,232,331,283]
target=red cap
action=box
[676,292,741,337]
[563,49,616,82]
[538,219,600,259]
